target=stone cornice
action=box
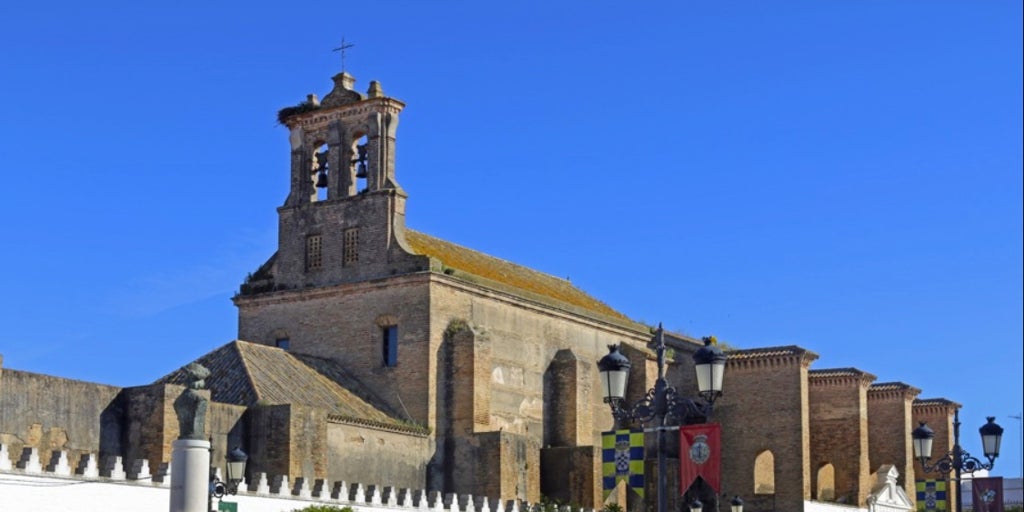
[428,272,650,342]
[809,367,877,387]
[726,346,819,370]
[286,97,405,131]
[868,381,922,401]
[912,398,961,414]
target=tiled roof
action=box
[726,345,818,361]
[914,398,961,408]
[870,381,919,392]
[809,368,874,378]
[154,340,406,428]
[405,230,631,322]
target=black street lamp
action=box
[729,495,744,512]
[597,324,726,512]
[912,409,1004,512]
[210,446,248,510]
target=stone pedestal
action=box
[169,439,211,512]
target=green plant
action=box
[290,505,354,512]
[602,503,624,512]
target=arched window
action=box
[312,143,329,201]
[754,450,775,495]
[816,463,835,501]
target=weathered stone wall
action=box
[273,190,430,290]
[246,404,327,481]
[867,383,920,500]
[325,420,431,490]
[715,348,817,512]
[122,384,177,472]
[808,370,874,506]
[429,275,650,501]
[0,368,122,468]
[540,445,601,508]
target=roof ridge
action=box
[232,341,263,404]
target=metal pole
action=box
[658,422,667,512]
[655,328,668,512]
[953,410,962,512]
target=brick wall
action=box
[808,369,875,506]
[237,274,434,426]
[867,383,920,499]
[716,347,817,512]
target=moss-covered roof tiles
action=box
[404,230,630,322]
[154,340,407,429]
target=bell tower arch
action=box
[283,73,403,206]
[252,71,427,291]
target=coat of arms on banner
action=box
[689,433,711,465]
[615,438,632,475]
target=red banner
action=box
[679,423,722,493]
[972,477,1004,512]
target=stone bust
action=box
[172,363,211,440]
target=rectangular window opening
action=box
[306,235,323,271]
[343,228,359,266]
[382,325,398,367]
[275,338,290,350]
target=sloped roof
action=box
[404,230,631,322]
[154,340,404,428]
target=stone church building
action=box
[0,69,958,512]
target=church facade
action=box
[0,69,959,512]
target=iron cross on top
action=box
[333,37,355,72]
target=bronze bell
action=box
[355,162,367,179]
[315,170,329,189]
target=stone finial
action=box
[367,80,384,98]
[0,444,12,471]
[333,72,356,91]
[100,455,126,480]
[332,480,349,501]
[173,363,210,440]
[46,450,71,476]
[312,479,328,499]
[153,461,172,486]
[75,453,99,478]
[369,484,383,505]
[271,474,290,496]
[294,477,313,499]
[307,94,320,107]
[16,447,42,473]
[127,458,151,480]
[253,472,271,495]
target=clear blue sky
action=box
[1,1,1021,478]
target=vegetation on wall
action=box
[278,101,322,125]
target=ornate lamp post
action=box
[597,324,726,512]
[912,409,1004,512]
[210,446,248,510]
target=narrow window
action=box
[382,325,398,367]
[343,228,359,266]
[306,234,322,271]
[275,338,290,350]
